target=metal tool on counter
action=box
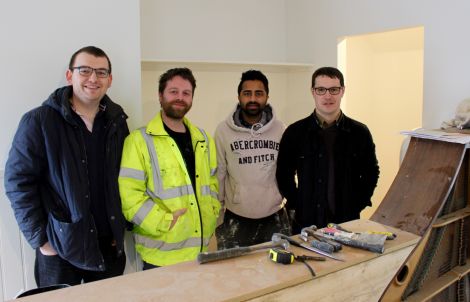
[300,225,342,253]
[326,223,396,240]
[272,233,344,262]
[269,248,325,278]
[197,234,289,264]
[320,224,387,254]
[269,248,294,264]
[269,248,326,264]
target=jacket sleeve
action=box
[4,111,48,249]
[214,127,226,207]
[276,126,298,211]
[208,134,221,215]
[118,132,173,236]
[359,128,380,208]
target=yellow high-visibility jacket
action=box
[119,112,220,266]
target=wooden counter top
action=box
[14,219,419,302]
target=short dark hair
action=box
[158,67,196,95]
[237,70,269,95]
[68,46,112,73]
[311,67,344,88]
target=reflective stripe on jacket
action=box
[119,112,220,266]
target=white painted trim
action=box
[141,60,314,73]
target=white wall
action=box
[141,0,287,63]
[140,0,313,133]
[286,0,470,128]
[0,1,141,300]
[140,0,317,132]
[0,1,143,167]
[140,0,470,128]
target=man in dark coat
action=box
[276,67,379,234]
[4,46,129,287]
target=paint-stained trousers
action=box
[215,208,292,250]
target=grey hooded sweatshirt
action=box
[214,104,285,219]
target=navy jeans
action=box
[34,238,125,287]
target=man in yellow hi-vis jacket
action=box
[119,68,220,269]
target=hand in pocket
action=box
[169,208,187,230]
[39,242,58,256]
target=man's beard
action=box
[242,102,264,117]
[162,100,191,119]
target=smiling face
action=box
[159,75,193,120]
[312,75,344,121]
[66,52,112,107]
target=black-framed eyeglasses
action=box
[313,87,342,95]
[70,66,110,78]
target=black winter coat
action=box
[4,86,129,271]
[276,113,379,233]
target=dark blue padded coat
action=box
[4,86,129,271]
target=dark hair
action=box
[237,70,269,95]
[158,67,196,95]
[68,46,112,73]
[311,67,344,88]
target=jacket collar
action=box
[146,111,204,141]
[309,111,351,133]
[313,110,344,129]
[43,86,127,125]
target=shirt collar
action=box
[314,110,343,129]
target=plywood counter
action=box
[13,219,419,302]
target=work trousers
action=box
[142,261,160,270]
[34,237,126,287]
[215,208,292,250]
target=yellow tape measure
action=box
[269,248,294,265]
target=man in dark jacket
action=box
[276,67,379,234]
[4,46,129,287]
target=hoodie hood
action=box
[43,86,75,123]
[226,104,276,136]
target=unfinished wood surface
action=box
[372,137,470,301]
[13,220,418,302]
[371,137,466,236]
[380,231,431,302]
[250,244,415,302]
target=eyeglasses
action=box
[313,87,342,95]
[70,66,110,78]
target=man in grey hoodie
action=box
[214,70,291,249]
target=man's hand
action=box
[169,208,187,230]
[39,242,57,256]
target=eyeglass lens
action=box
[73,66,110,78]
[314,87,341,95]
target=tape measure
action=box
[269,248,294,265]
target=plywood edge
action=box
[405,261,470,302]
[432,206,470,228]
